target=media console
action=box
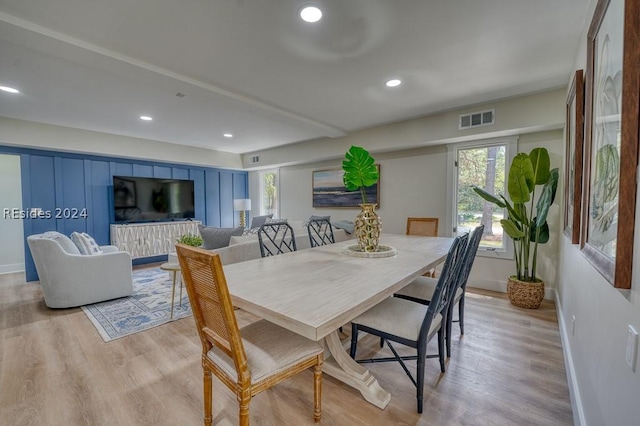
[110,221,201,259]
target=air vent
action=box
[250,156,260,164]
[459,109,495,130]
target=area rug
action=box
[82,267,192,342]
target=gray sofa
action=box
[170,224,352,265]
[27,232,133,308]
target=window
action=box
[259,169,279,217]
[447,137,517,258]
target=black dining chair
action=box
[349,234,468,413]
[395,225,484,357]
[257,220,297,257]
[307,218,335,248]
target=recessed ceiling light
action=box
[223,133,233,138]
[385,79,402,88]
[300,6,322,23]
[0,86,20,94]
[139,115,153,121]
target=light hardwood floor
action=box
[0,269,573,425]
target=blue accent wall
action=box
[1,146,247,282]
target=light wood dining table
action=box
[221,233,454,409]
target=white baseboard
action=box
[469,278,556,300]
[0,263,25,274]
[555,289,586,426]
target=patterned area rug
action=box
[82,267,192,342]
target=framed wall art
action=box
[312,165,380,208]
[581,0,640,289]
[564,69,585,244]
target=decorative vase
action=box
[354,203,382,252]
[507,276,545,309]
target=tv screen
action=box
[113,176,195,223]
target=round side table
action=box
[160,262,182,319]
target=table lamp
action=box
[233,199,252,228]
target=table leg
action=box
[322,331,391,409]
[169,271,177,320]
[178,273,183,307]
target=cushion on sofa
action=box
[70,232,103,255]
[42,231,82,255]
[199,225,244,250]
[249,214,273,229]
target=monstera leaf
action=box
[342,145,379,203]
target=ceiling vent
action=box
[250,155,260,164]
[459,109,495,130]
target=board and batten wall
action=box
[554,0,640,424]
[0,144,247,282]
[0,154,24,273]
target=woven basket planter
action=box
[507,276,544,309]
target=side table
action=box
[160,262,182,319]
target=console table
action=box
[110,221,201,259]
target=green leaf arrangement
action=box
[473,147,558,282]
[342,145,379,204]
[177,233,203,247]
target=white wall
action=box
[555,0,640,424]
[0,117,243,169]
[0,154,24,273]
[261,129,563,297]
[243,88,566,169]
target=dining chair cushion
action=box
[207,319,323,384]
[351,297,442,342]
[396,276,463,304]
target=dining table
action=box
[221,233,454,409]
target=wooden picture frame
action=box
[312,165,380,208]
[581,0,640,289]
[564,69,585,244]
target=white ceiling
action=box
[0,0,591,154]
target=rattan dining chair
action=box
[349,234,468,413]
[175,244,323,426]
[307,218,335,248]
[257,220,297,257]
[395,225,484,357]
[406,217,439,277]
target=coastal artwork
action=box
[312,166,380,208]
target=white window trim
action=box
[445,136,518,260]
[259,168,280,217]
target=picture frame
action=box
[312,165,380,208]
[563,69,584,244]
[581,0,640,289]
[113,177,137,208]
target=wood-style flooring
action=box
[0,269,573,425]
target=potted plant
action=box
[177,233,203,247]
[473,147,558,309]
[342,145,380,252]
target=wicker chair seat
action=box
[207,319,323,383]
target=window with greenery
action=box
[259,169,279,217]
[450,138,517,258]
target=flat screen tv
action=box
[113,176,195,223]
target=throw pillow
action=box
[70,232,103,255]
[249,214,273,229]
[42,231,82,255]
[199,225,244,250]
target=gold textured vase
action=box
[354,203,382,252]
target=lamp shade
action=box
[233,199,251,211]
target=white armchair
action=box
[27,232,133,308]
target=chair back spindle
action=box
[308,218,335,247]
